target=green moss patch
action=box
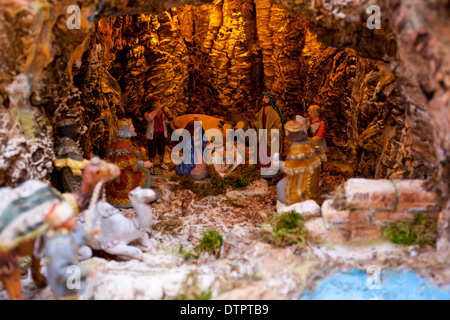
[259,211,309,248]
[176,288,212,301]
[195,230,223,258]
[383,213,438,246]
[179,230,223,261]
[171,165,259,199]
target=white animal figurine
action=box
[78,187,158,261]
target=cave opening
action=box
[35,0,440,202]
[67,2,404,197]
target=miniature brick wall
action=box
[308,179,441,243]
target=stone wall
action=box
[308,179,441,243]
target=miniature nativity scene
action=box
[0,0,449,300]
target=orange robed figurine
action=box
[105,119,153,208]
[307,105,327,153]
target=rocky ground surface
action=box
[1,169,449,300]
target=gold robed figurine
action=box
[277,119,327,208]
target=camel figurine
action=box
[0,157,120,300]
[78,187,158,261]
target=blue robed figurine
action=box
[43,202,89,300]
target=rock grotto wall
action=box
[0,0,214,182]
[0,0,448,249]
[75,0,436,182]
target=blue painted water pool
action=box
[301,268,450,300]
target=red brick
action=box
[373,211,415,227]
[327,228,351,243]
[348,209,374,227]
[395,180,439,212]
[424,211,440,221]
[305,218,350,244]
[344,179,397,210]
[350,226,383,242]
[322,200,349,227]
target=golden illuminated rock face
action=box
[0,0,446,179]
[77,5,324,154]
[76,1,435,183]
